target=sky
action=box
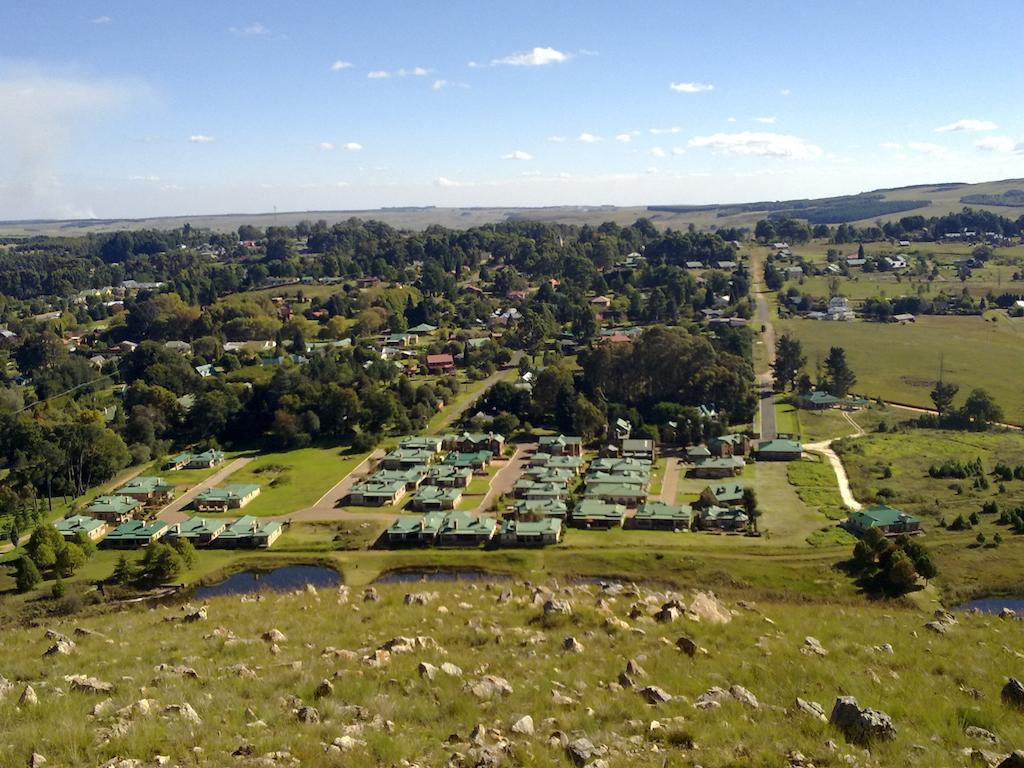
[2,0,1024,220]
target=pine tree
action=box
[823,346,857,397]
[112,555,134,586]
[15,556,41,593]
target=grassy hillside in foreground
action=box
[3,177,1024,236]
[0,582,1021,767]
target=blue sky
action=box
[2,0,1023,219]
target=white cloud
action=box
[189,134,215,143]
[650,126,681,135]
[367,70,390,79]
[330,60,353,72]
[669,81,714,93]
[490,46,570,67]
[906,141,955,160]
[615,133,633,143]
[128,175,160,182]
[577,132,601,143]
[229,21,268,36]
[726,116,736,123]
[432,79,448,90]
[368,67,431,80]
[975,136,1023,154]
[91,15,112,24]
[345,142,363,151]
[502,150,533,161]
[671,147,686,156]
[435,176,463,187]
[318,142,335,151]
[649,147,666,158]
[547,136,566,143]
[754,116,777,124]
[936,119,998,133]
[780,88,791,96]
[688,131,823,160]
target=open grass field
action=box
[777,314,1024,421]
[787,455,848,522]
[774,397,800,435]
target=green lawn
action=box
[777,314,1024,421]
[787,455,847,521]
[773,397,800,436]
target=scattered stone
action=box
[965,725,998,744]
[404,592,438,606]
[182,606,207,623]
[418,662,438,681]
[687,591,732,624]
[655,605,681,623]
[164,702,202,725]
[65,674,114,693]
[794,697,827,721]
[466,675,514,700]
[510,715,534,735]
[362,649,390,668]
[676,636,697,657]
[153,664,199,680]
[802,636,828,657]
[567,737,596,767]
[296,706,320,724]
[497,586,513,603]
[440,662,463,677]
[362,587,379,602]
[997,752,1024,768]
[314,679,334,699]
[604,616,630,631]
[639,686,673,704]
[43,639,75,657]
[327,735,364,753]
[562,636,584,653]
[552,690,576,706]
[829,696,896,744]
[0,674,11,699]
[625,659,647,678]
[262,629,287,644]
[617,672,635,689]
[544,599,573,616]
[19,685,38,707]
[729,685,759,709]
[1001,608,1017,620]
[28,753,46,767]
[1002,678,1024,710]
[227,663,258,679]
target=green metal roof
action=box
[171,517,227,538]
[217,515,281,540]
[86,495,141,515]
[55,516,105,535]
[635,502,693,522]
[849,505,921,528]
[105,519,168,542]
[575,500,627,520]
[116,476,174,494]
[756,439,802,453]
[195,484,260,502]
[501,518,562,536]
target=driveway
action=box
[804,438,861,511]
[750,248,777,440]
[156,457,254,523]
[282,449,384,522]
[658,457,680,504]
[471,443,532,515]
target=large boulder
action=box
[687,591,732,624]
[998,752,1024,768]
[1002,678,1024,710]
[829,696,896,744]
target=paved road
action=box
[658,457,680,504]
[750,248,777,441]
[429,359,522,436]
[471,443,532,515]
[156,457,254,524]
[282,449,384,522]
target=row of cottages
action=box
[114,476,176,508]
[384,511,498,547]
[844,505,922,537]
[85,495,144,525]
[573,499,627,529]
[583,456,652,507]
[163,449,224,471]
[350,464,433,507]
[631,501,693,531]
[694,481,750,531]
[512,436,586,505]
[54,514,281,549]
[193,484,261,513]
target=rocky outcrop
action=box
[829,696,896,744]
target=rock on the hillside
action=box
[497,587,513,603]
[314,679,334,699]
[965,725,999,744]
[440,662,463,677]
[676,636,697,657]
[296,706,320,724]
[794,697,827,721]
[625,659,647,678]
[687,591,732,624]
[1002,678,1024,711]
[0,675,12,699]
[655,604,682,623]
[562,636,584,653]
[926,610,958,634]
[66,674,114,693]
[729,685,759,708]
[327,735,364,753]
[418,662,438,681]
[362,587,379,602]
[404,592,438,606]
[154,664,199,679]
[262,629,287,644]
[567,737,604,767]
[829,696,896,744]
[998,752,1024,768]
[639,686,672,704]
[466,675,514,700]
[802,636,828,657]
[164,703,202,725]
[19,685,38,707]
[29,753,46,767]
[1001,608,1017,620]
[227,663,258,679]
[510,715,534,735]
[182,606,207,623]
[43,639,75,657]
[544,598,573,616]
[604,616,630,631]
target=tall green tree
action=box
[742,487,761,532]
[823,346,857,397]
[929,380,959,426]
[771,334,806,391]
[15,556,41,593]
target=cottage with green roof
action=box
[620,438,656,462]
[167,517,226,545]
[537,434,583,457]
[55,515,107,541]
[499,518,562,546]
[572,500,627,529]
[796,390,840,410]
[115,476,175,506]
[755,439,803,461]
[529,454,584,474]
[425,464,473,488]
[85,495,143,524]
[455,431,505,455]
[512,499,569,520]
[374,467,429,491]
[522,466,574,485]
[381,447,437,470]
[412,484,463,511]
[691,456,745,479]
[709,433,751,458]
[845,505,922,536]
[437,512,497,546]
[407,322,438,335]
[632,502,692,531]
[699,482,746,508]
[442,450,493,472]
[193,483,261,513]
[399,436,445,454]
[685,445,712,463]
[215,516,283,548]
[513,480,568,501]
[103,519,169,549]
[697,505,749,532]
[349,478,408,506]
[384,512,446,546]
[583,484,648,506]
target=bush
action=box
[14,556,41,593]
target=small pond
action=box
[195,565,341,599]
[374,568,511,584]
[957,597,1024,615]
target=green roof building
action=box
[193,483,261,512]
[407,323,438,334]
[115,476,175,505]
[499,517,562,546]
[573,500,627,529]
[55,515,107,541]
[412,484,463,511]
[632,502,692,531]
[437,511,497,546]
[583,483,648,506]
[103,519,169,549]
[700,482,746,508]
[381,447,437,470]
[846,505,922,536]
[85,495,142,524]
[167,517,227,545]
[796,390,840,410]
[537,434,584,457]
[384,512,446,546]
[755,439,803,461]
[442,450,493,471]
[215,515,283,548]
[512,499,569,520]
[698,505,749,531]
[691,456,745,479]
[349,478,408,506]
[425,464,473,488]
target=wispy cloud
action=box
[502,150,533,161]
[935,119,998,133]
[368,66,431,79]
[435,176,464,187]
[650,126,681,135]
[367,70,390,79]
[906,141,955,160]
[128,175,159,182]
[547,136,566,143]
[649,147,666,158]
[754,116,777,125]
[688,131,822,160]
[330,60,353,72]
[229,21,269,37]
[671,147,685,156]
[577,132,602,143]
[432,79,448,90]
[90,15,112,24]
[344,142,363,151]
[975,136,1023,154]
[615,133,633,143]
[318,142,335,151]
[780,88,791,96]
[189,134,215,144]
[669,81,714,93]
[484,46,571,67]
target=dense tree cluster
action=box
[850,528,936,595]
